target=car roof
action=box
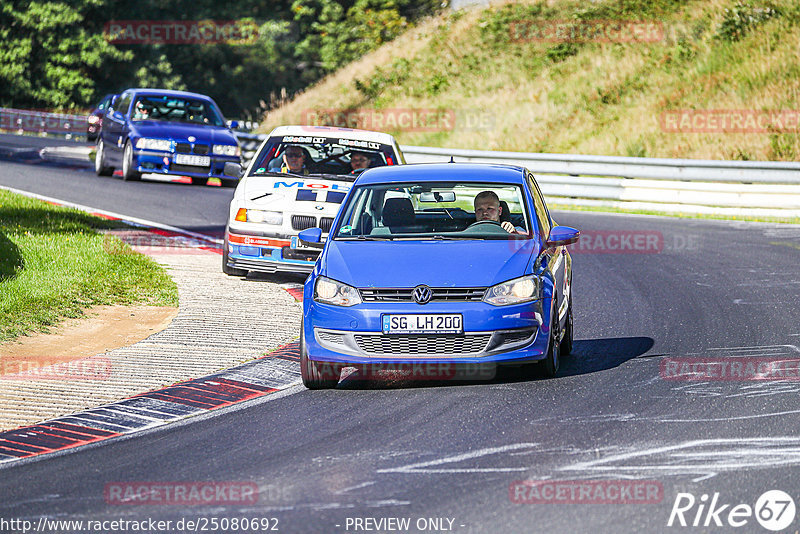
[354,163,528,185]
[123,88,216,101]
[267,125,397,144]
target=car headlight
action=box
[213,144,240,157]
[135,138,172,151]
[483,275,541,306]
[314,276,362,307]
[88,115,101,124]
[235,208,282,225]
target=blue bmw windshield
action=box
[334,182,532,240]
[131,95,224,126]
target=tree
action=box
[0,0,131,110]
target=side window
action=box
[115,94,133,117]
[527,173,551,239]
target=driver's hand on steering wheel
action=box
[501,221,515,233]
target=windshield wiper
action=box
[430,235,482,240]
[336,235,394,241]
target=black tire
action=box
[539,311,561,378]
[222,247,247,277]
[95,140,113,176]
[300,320,340,389]
[191,176,208,186]
[561,294,574,356]
[122,141,141,181]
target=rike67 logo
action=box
[668,490,796,531]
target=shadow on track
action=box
[335,336,654,390]
[558,336,655,377]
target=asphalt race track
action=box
[2,137,800,533]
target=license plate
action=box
[382,314,463,334]
[290,235,314,250]
[174,154,210,166]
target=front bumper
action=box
[133,148,240,179]
[225,230,319,274]
[303,295,553,365]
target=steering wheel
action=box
[468,219,502,228]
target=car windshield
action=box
[249,136,398,180]
[131,95,224,126]
[334,181,531,240]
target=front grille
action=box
[502,329,535,344]
[170,164,209,175]
[354,334,491,355]
[175,143,209,155]
[320,217,334,233]
[360,287,487,302]
[291,215,317,231]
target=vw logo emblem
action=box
[188,136,196,142]
[412,285,433,305]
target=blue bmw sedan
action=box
[94,88,241,186]
[298,163,580,388]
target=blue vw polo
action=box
[298,163,579,389]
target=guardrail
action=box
[0,107,88,139]
[234,132,266,167]
[402,145,800,217]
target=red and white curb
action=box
[0,343,301,463]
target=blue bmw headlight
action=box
[314,276,362,307]
[483,275,541,306]
[213,144,240,156]
[135,138,172,151]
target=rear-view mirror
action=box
[419,191,456,203]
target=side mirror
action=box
[546,226,580,247]
[223,162,242,178]
[112,110,124,121]
[298,227,324,249]
[227,120,239,129]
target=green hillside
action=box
[261,0,800,161]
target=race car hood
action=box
[321,239,540,288]
[131,122,237,145]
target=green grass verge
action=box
[549,202,800,224]
[0,189,179,343]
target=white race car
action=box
[223,125,406,275]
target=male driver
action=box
[474,190,520,234]
[350,151,371,173]
[281,146,309,175]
